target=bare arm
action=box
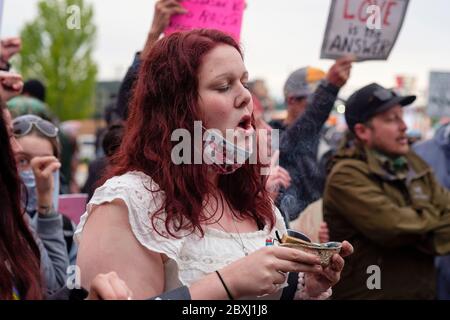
[141,0,187,59]
[76,199,244,299]
[77,201,344,300]
[77,200,165,299]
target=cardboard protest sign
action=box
[165,0,245,42]
[320,0,410,61]
[427,71,450,118]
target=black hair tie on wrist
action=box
[215,270,234,300]
[0,57,11,71]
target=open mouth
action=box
[397,136,408,144]
[237,115,252,130]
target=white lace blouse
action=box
[74,171,330,300]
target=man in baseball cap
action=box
[323,83,450,299]
[345,82,416,156]
[345,82,415,131]
[282,66,326,124]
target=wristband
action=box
[215,270,234,300]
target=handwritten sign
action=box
[320,0,410,61]
[165,0,245,42]
[428,72,450,118]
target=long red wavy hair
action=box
[107,29,274,237]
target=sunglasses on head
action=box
[13,115,59,138]
[372,88,396,102]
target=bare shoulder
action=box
[77,199,165,299]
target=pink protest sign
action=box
[58,194,88,225]
[165,0,245,42]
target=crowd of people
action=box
[1,0,449,300]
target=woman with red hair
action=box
[75,29,352,300]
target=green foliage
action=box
[17,0,97,120]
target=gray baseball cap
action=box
[283,66,326,99]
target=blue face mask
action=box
[52,170,60,212]
[19,169,60,214]
[20,169,37,214]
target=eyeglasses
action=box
[373,88,396,102]
[13,115,59,138]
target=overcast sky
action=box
[3,0,450,100]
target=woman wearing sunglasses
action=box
[7,112,72,297]
[13,114,79,263]
[13,115,60,215]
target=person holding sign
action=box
[115,0,187,120]
[75,29,353,300]
[0,37,21,71]
[270,56,354,224]
[143,0,188,58]
[323,83,450,299]
[116,0,246,120]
